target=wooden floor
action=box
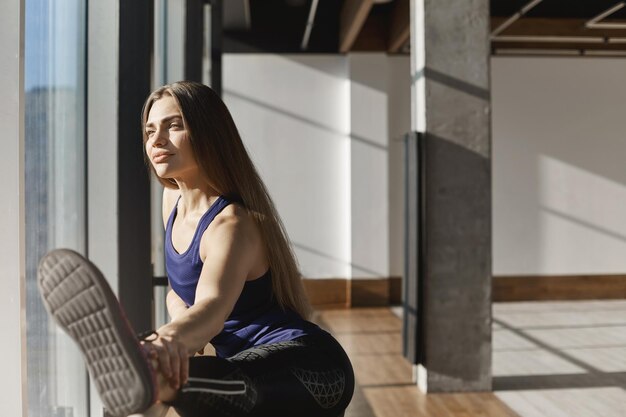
[492,300,626,417]
[315,308,520,417]
[316,300,626,417]
[164,301,626,417]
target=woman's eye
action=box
[146,130,155,136]
[170,123,180,129]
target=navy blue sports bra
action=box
[164,195,321,357]
[165,196,231,306]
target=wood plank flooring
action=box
[315,308,520,417]
[492,300,626,417]
[167,300,626,416]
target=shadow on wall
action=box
[292,241,384,278]
[492,57,626,276]
[537,155,626,272]
[224,88,387,151]
[223,53,410,280]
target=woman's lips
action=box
[152,153,172,163]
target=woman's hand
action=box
[141,332,190,390]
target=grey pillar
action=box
[118,0,154,334]
[408,0,492,392]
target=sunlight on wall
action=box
[350,82,387,144]
[349,54,390,278]
[539,156,626,274]
[492,56,626,276]
[223,54,409,279]
[224,54,352,278]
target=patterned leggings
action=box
[166,331,354,417]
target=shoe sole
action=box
[37,248,156,417]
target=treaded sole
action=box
[37,249,156,417]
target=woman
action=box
[37,81,354,417]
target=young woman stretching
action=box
[37,81,354,417]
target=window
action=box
[25,0,88,415]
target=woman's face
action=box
[145,95,199,181]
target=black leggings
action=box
[167,331,354,417]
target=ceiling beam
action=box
[352,10,387,51]
[490,17,626,38]
[388,0,409,52]
[492,41,626,49]
[490,17,626,51]
[340,0,375,53]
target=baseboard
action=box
[493,274,626,302]
[303,277,402,308]
[302,278,349,309]
[304,275,626,307]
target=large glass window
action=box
[25,0,88,416]
[152,0,188,329]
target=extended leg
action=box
[127,402,170,417]
[37,249,158,417]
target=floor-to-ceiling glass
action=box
[25,0,88,416]
[152,0,189,329]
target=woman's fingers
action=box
[168,342,180,388]
[155,340,172,379]
[180,344,189,385]
[144,337,189,389]
[141,341,158,360]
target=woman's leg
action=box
[127,402,170,417]
[36,249,354,417]
[126,366,186,417]
[232,332,354,417]
[167,332,354,417]
[37,249,161,416]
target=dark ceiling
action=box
[223,0,626,55]
[491,0,626,18]
[224,0,342,53]
[224,0,394,53]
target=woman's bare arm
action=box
[157,207,259,352]
[166,289,188,321]
[147,205,262,390]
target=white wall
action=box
[349,54,390,278]
[224,54,626,278]
[224,54,352,278]
[492,57,626,275]
[388,56,412,277]
[348,54,411,278]
[223,53,410,279]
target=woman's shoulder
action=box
[200,201,261,250]
[209,201,254,233]
[198,200,266,271]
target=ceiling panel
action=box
[221,0,626,54]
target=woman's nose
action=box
[151,129,167,147]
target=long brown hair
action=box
[141,81,312,319]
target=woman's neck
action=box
[174,178,220,216]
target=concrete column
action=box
[409,0,492,392]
